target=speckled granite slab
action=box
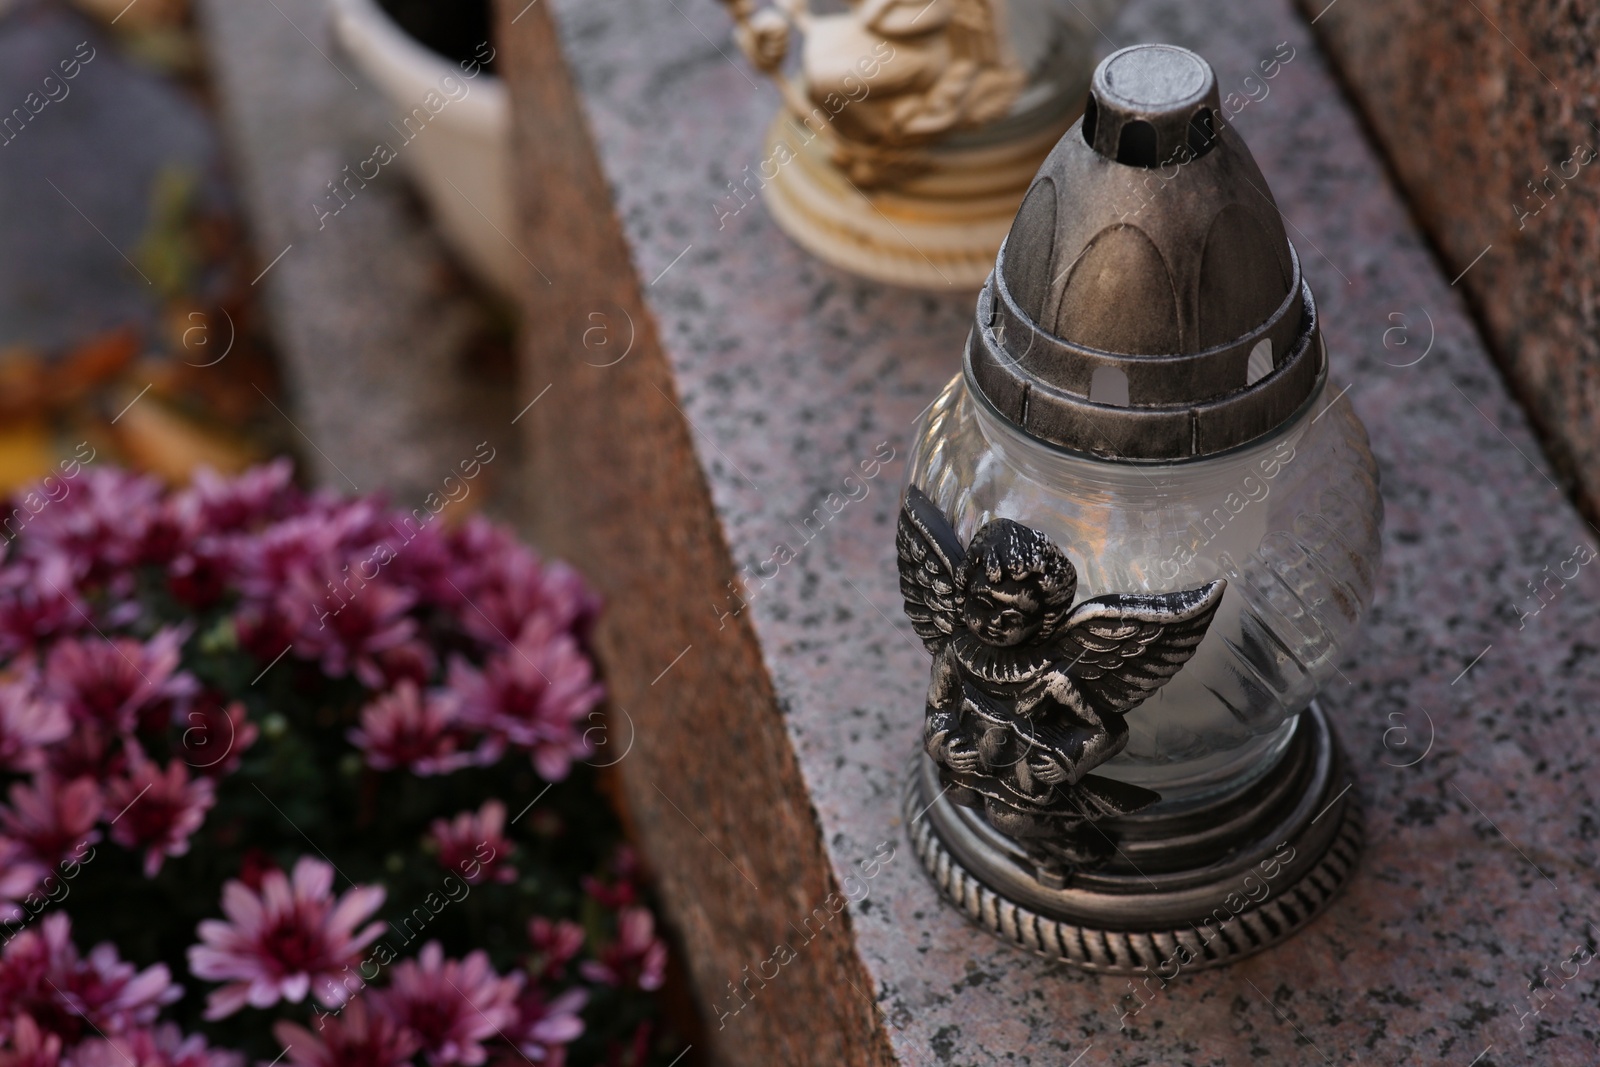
[547,0,1600,1062]
[1305,0,1600,528]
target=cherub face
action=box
[962,575,1045,647]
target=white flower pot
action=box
[327,0,518,298]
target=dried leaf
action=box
[108,392,256,484]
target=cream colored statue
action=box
[717,0,1115,289]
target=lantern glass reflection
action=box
[906,371,1383,805]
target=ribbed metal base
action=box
[904,702,1362,973]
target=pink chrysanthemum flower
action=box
[42,724,118,784]
[231,602,298,668]
[580,847,641,911]
[41,629,195,735]
[368,641,437,690]
[370,943,521,1067]
[0,1014,62,1067]
[427,802,514,886]
[443,520,599,648]
[20,469,166,580]
[0,684,68,773]
[125,499,192,572]
[297,496,394,555]
[524,919,583,984]
[0,839,48,922]
[187,857,386,1020]
[579,908,666,993]
[0,774,101,870]
[228,514,340,605]
[504,986,585,1065]
[174,701,257,778]
[274,997,418,1067]
[166,544,234,612]
[174,460,296,535]
[0,914,179,1043]
[291,568,420,691]
[65,1024,243,1067]
[448,618,603,782]
[0,556,86,659]
[105,749,216,877]
[348,683,473,776]
[368,522,450,609]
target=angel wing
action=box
[896,485,967,655]
[1056,580,1227,719]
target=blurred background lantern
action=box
[329,0,516,297]
[716,0,1124,290]
[901,43,1381,971]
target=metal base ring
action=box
[903,702,1363,974]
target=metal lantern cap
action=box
[968,43,1326,461]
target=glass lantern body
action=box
[906,368,1382,807]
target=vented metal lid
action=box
[967,43,1325,461]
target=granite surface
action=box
[546,0,1600,1062]
[1306,0,1600,529]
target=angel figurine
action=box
[897,486,1226,886]
[718,0,1025,185]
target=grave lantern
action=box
[897,43,1381,970]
